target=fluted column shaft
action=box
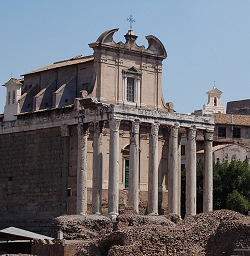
[92,121,103,214]
[168,123,180,214]
[108,119,121,220]
[203,130,213,212]
[148,122,160,215]
[186,126,197,216]
[77,123,89,215]
[128,120,140,213]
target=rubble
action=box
[50,210,250,255]
[49,214,113,240]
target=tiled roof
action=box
[197,144,231,154]
[214,113,250,126]
[23,55,94,75]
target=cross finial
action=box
[213,79,216,88]
[126,15,135,30]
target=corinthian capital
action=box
[150,122,160,136]
[109,119,121,132]
[77,123,89,136]
[204,130,214,141]
[171,123,180,138]
[132,120,140,134]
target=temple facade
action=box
[0,29,214,233]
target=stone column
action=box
[92,121,103,214]
[128,120,140,213]
[177,134,182,216]
[108,119,121,220]
[148,122,160,215]
[186,125,197,216]
[77,123,89,215]
[203,130,213,212]
[168,123,180,215]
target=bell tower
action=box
[203,86,226,114]
[3,78,22,121]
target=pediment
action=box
[124,66,141,74]
[3,78,22,88]
[206,87,222,95]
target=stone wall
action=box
[0,127,70,234]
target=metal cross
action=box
[213,79,216,87]
[126,15,135,30]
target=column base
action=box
[108,212,118,221]
[94,212,102,215]
[78,212,86,216]
[148,212,159,216]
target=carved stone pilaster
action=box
[60,124,70,137]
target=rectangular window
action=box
[233,127,241,138]
[218,127,226,137]
[126,78,135,102]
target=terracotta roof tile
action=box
[214,113,250,126]
[23,55,94,75]
[197,144,231,154]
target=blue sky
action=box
[1,1,250,114]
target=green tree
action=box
[181,155,250,216]
[226,190,250,213]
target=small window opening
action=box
[181,164,185,171]
[45,102,48,108]
[181,145,185,156]
[65,99,68,103]
[8,176,12,181]
[8,91,11,105]
[67,188,72,197]
[233,127,241,138]
[12,91,15,104]
[214,97,217,106]
[218,127,226,138]
[28,103,31,108]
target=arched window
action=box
[8,91,11,105]
[12,91,15,104]
[214,97,217,106]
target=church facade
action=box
[0,29,214,233]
